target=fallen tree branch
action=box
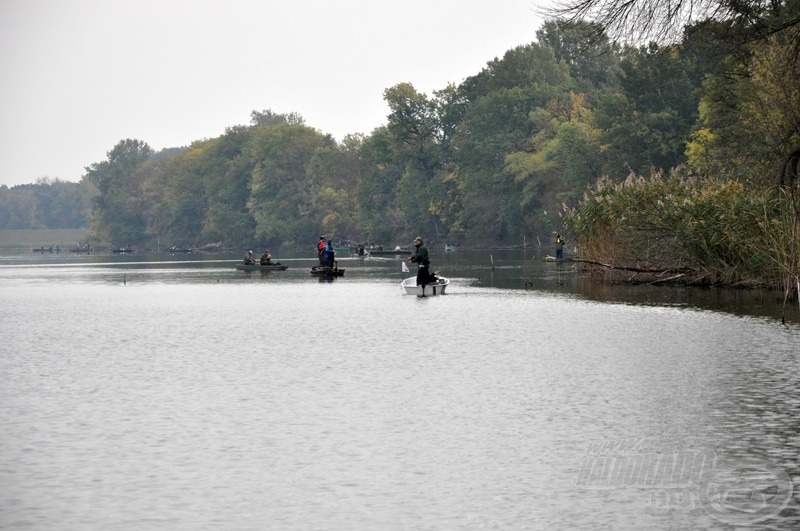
[571,258,695,274]
[647,273,685,285]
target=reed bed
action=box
[565,171,799,299]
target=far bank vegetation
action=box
[2,2,798,305]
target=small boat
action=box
[165,246,193,253]
[401,276,449,296]
[445,240,458,252]
[112,247,133,253]
[311,265,345,277]
[236,263,288,271]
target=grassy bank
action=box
[0,229,92,250]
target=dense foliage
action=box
[566,172,798,287]
[73,18,707,250]
[556,1,800,297]
[0,178,95,229]
[5,8,798,294]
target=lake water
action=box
[1,250,798,529]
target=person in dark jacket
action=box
[555,233,565,262]
[322,239,335,268]
[407,236,435,288]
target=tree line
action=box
[4,5,798,295]
[0,178,94,229]
[77,18,707,249]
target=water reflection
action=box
[0,248,797,323]
[442,250,798,324]
[0,250,798,529]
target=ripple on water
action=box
[1,273,798,529]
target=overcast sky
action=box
[0,0,545,187]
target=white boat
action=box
[401,276,450,296]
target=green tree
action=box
[595,43,699,176]
[198,126,257,245]
[250,109,305,127]
[506,92,604,234]
[0,179,95,229]
[383,82,462,239]
[0,185,38,229]
[246,123,333,247]
[536,19,621,91]
[85,139,153,245]
[142,144,208,246]
[452,44,573,242]
[354,127,408,243]
[307,134,366,241]
[34,178,93,228]
[687,26,800,186]
[453,87,534,242]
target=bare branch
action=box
[538,0,796,45]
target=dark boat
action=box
[311,265,345,277]
[166,246,193,253]
[236,263,288,271]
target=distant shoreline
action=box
[0,228,91,249]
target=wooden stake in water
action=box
[490,254,495,271]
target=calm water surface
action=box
[1,251,798,529]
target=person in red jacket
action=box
[317,236,326,265]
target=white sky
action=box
[0,0,545,187]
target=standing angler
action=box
[555,233,565,262]
[407,236,433,289]
[317,236,326,265]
